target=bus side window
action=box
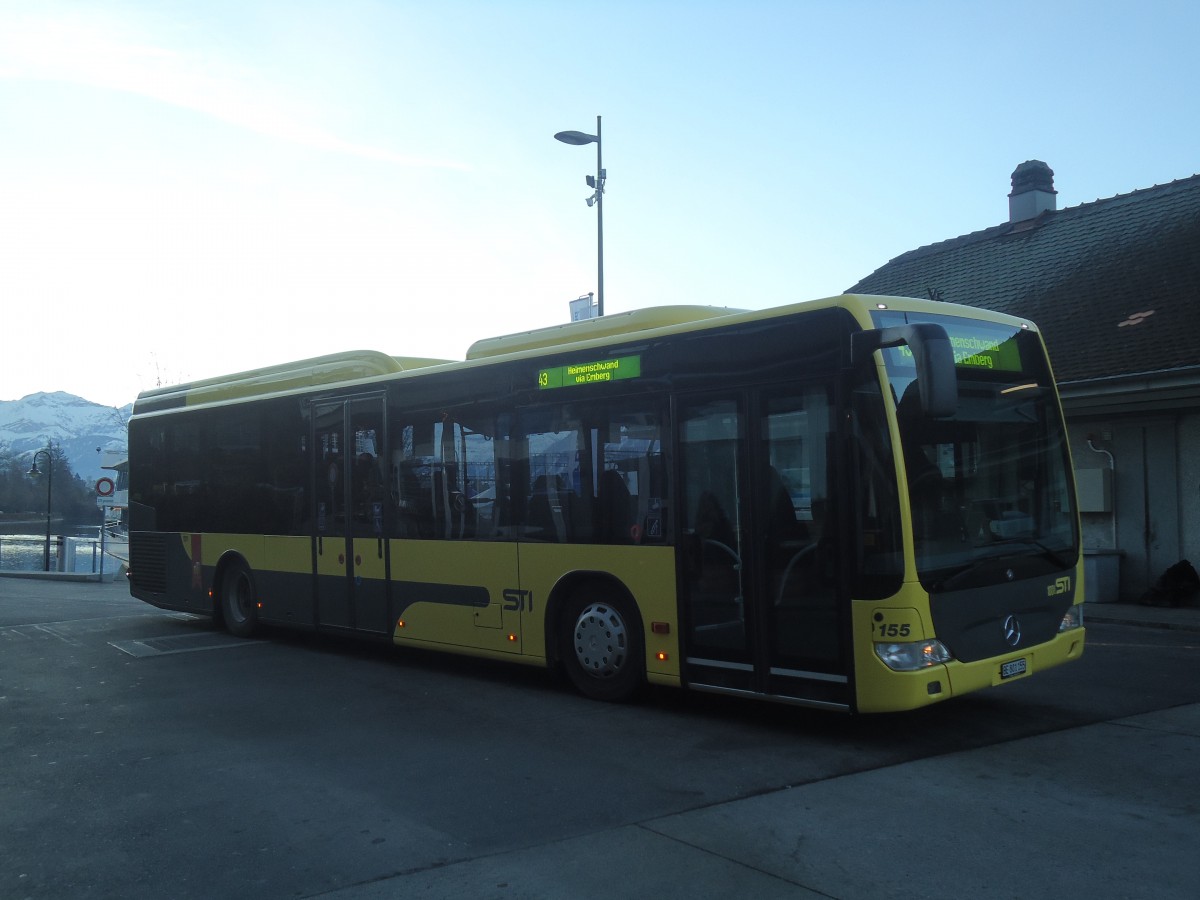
[390,422,435,539]
[598,404,665,544]
[518,409,587,543]
[390,413,501,541]
[526,474,571,542]
[598,469,633,542]
[462,426,497,540]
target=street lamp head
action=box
[27,447,51,477]
[554,130,598,146]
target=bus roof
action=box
[132,295,1037,413]
[135,350,452,411]
[466,305,743,360]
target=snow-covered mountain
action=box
[0,392,133,484]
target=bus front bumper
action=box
[855,627,1085,713]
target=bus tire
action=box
[220,560,259,638]
[558,587,644,702]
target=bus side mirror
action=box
[852,323,957,418]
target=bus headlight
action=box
[875,639,952,671]
[1059,604,1083,632]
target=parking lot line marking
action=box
[109,633,264,658]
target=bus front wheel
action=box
[220,560,259,638]
[558,588,644,702]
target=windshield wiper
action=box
[986,538,1073,570]
[930,540,1074,593]
[931,558,997,593]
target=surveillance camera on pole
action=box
[554,116,606,316]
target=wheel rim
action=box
[571,603,628,679]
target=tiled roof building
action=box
[847,163,1200,601]
[850,163,1200,394]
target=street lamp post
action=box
[27,449,54,572]
[554,115,605,317]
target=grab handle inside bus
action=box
[851,323,957,418]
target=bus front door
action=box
[679,387,849,709]
[312,397,390,635]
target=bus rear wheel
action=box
[220,560,259,638]
[558,589,643,702]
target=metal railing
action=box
[0,534,128,574]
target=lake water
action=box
[0,533,128,574]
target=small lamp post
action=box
[554,115,605,317]
[27,448,54,572]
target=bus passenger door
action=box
[679,386,848,707]
[679,398,751,681]
[757,387,846,704]
[312,397,390,635]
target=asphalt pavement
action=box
[329,704,1200,900]
[4,573,1198,899]
[326,593,1200,899]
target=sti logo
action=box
[1046,576,1071,597]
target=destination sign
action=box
[538,354,642,389]
[894,333,1022,373]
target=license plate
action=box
[1000,658,1028,679]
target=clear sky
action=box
[2,0,1196,408]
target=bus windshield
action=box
[873,310,1079,591]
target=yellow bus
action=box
[127,294,1084,712]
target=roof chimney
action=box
[1009,160,1057,223]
